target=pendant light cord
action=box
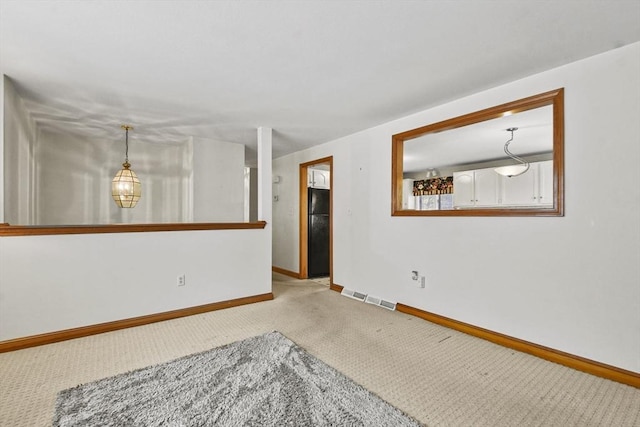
[121,125,133,165]
[504,128,530,174]
[125,127,129,163]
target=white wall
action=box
[249,167,258,222]
[33,128,194,225]
[0,76,4,222]
[272,157,301,271]
[0,229,271,340]
[193,137,245,222]
[272,42,640,373]
[3,77,35,225]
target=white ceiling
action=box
[1,1,639,165]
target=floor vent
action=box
[365,295,397,311]
[365,295,381,305]
[340,288,367,302]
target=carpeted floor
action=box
[1,273,639,426]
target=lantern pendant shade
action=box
[112,125,141,208]
[112,162,141,208]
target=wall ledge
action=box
[0,292,274,352]
[0,221,266,237]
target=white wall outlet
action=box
[411,271,425,288]
[177,274,186,287]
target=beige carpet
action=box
[1,273,638,426]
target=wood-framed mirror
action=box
[392,88,564,217]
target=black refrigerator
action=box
[308,188,330,278]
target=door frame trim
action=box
[299,156,333,280]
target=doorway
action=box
[299,156,333,282]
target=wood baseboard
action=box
[272,266,302,279]
[395,303,639,388]
[329,283,344,293]
[0,292,274,353]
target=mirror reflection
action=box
[392,89,563,216]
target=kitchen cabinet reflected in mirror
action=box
[392,89,564,217]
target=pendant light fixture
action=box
[494,127,530,178]
[111,125,141,208]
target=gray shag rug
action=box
[53,331,421,426]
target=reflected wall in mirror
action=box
[392,89,564,216]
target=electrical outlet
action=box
[177,274,186,287]
[411,271,425,288]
